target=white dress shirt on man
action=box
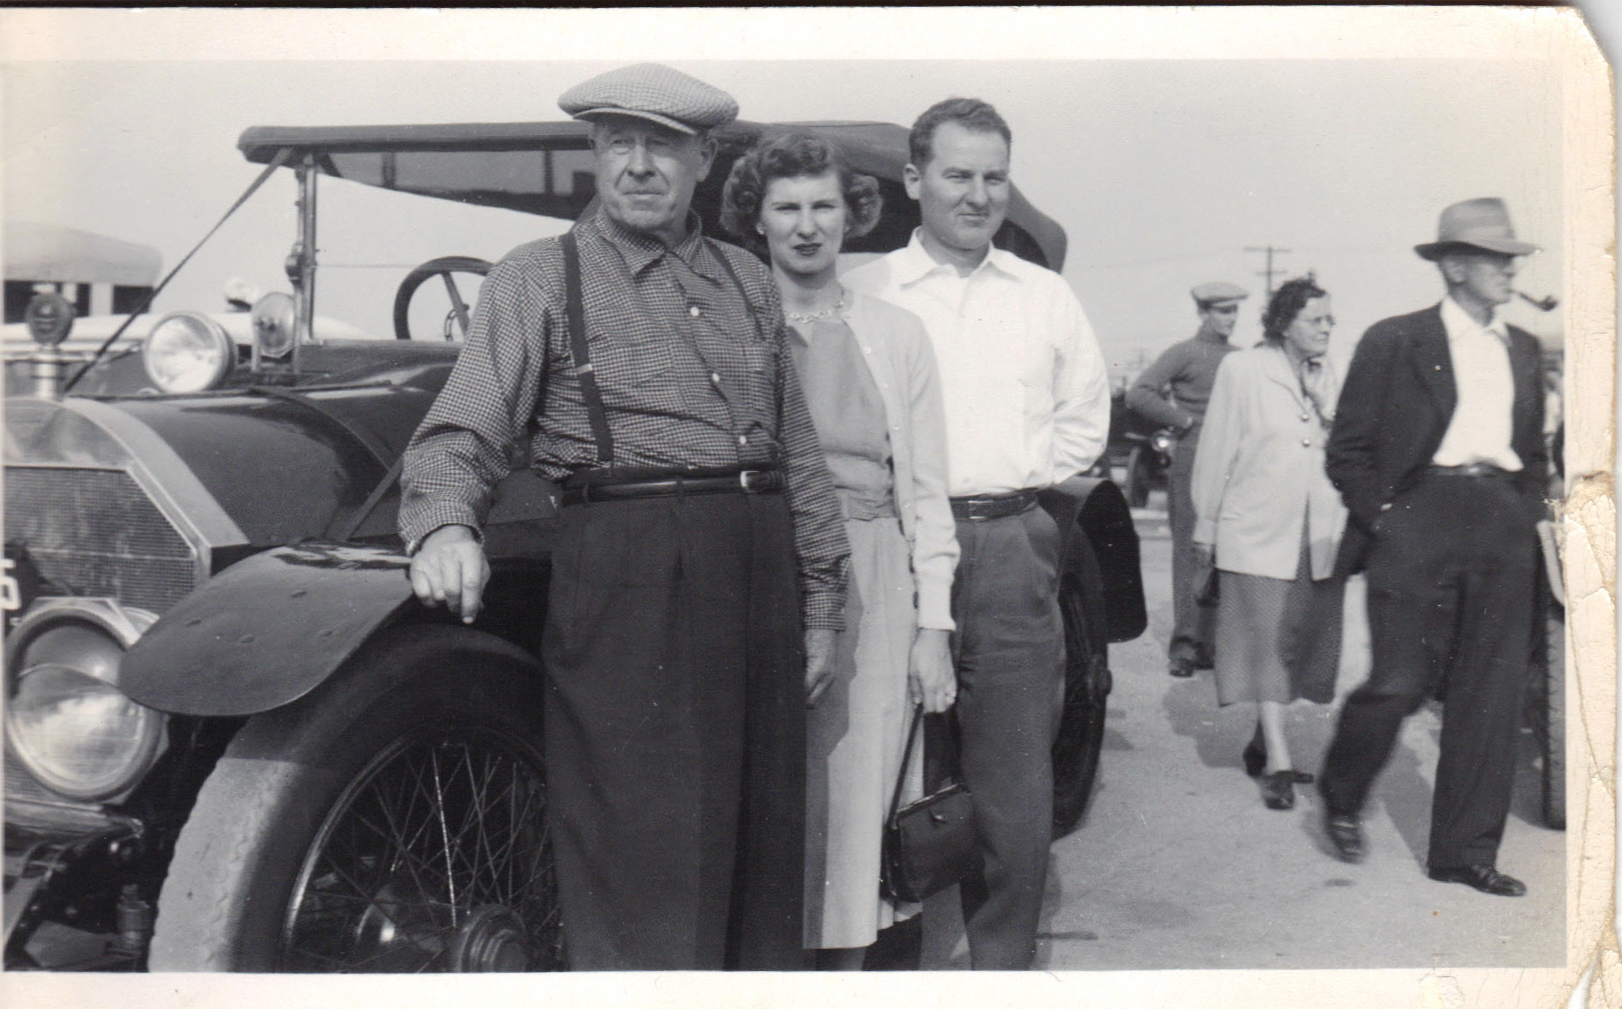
[842,231,1111,497]
[1431,295,1522,472]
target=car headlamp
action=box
[5,623,165,801]
[250,291,296,360]
[142,311,235,393]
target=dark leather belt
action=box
[949,488,1040,521]
[561,468,783,506]
[1426,463,1513,479]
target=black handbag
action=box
[880,705,977,903]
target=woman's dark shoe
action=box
[1243,726,1315,783]
[1262,771,1296,810]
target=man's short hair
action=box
[908,97,1012,168]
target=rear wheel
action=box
[1051,530,1111,838]
[149,625,563,972]
[1123,446,1152,509]
[1539,602,1566,831]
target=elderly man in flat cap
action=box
[399,63,848,969]
[1317,198,1547,897]
[1126,281,1248,679]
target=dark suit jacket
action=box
[1326,303,1547,576]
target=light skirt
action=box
[804,514,922,949]
[1213,531,1344,707]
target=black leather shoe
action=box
[1243,729,1315,783]
[1194,648,1216,670]
[1262,771,1295,810]
[1427,865,1527,897]
[1324,812,1365,863]
[1169,658,1196,678]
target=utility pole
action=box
[1245,245,1292,299]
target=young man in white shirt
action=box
[843,97,1111,969]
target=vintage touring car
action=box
[3,119,1147,972]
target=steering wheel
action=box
[392,256,494,341]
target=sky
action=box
[0,10,1586,382]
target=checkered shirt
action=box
[398,206,849,629]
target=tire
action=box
[149,624,563,972]
[1051,529,1112,839]
[1541,604,1566,830]
[1123,446,1151,509]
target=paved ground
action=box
[921,494,1567,970]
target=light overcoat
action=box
[1191,343,1347,580]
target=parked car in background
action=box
[3,119,1146,973]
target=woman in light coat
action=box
[721,132,959,968]
[1191,276,1348,810]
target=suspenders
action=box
[558,231,764,468]
[561,231,615,465]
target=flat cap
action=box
[559,62,738,135]
[1191,281,1249,305]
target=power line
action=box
[1244,245,1293,298]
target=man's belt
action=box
[561,466,783,506]
[949,488,1041,521]
[1425,463,1514,479]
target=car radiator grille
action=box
[4,466,198,616]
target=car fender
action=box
[1040,476,1147,644]
[120,542,422,717]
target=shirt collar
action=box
[892,228,1021,285]
[588,204,712,277]
[1440,294,1508,344]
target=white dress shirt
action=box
[1432,295,1522,472]
[842,231,1111,497]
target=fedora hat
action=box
[1414,198,1540,260]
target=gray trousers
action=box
[951,504,1065,970]
[1167,431,1216,664]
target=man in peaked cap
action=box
[400,62,849,968]
[1317,198,1547,896]
[1126,281,1248,679]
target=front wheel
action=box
[1051,529,1111,838]
[149,625,563,972]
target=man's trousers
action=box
[1320,471,1537,870]
[540,491,806,970]
[1167,432,1216,666]
[951,503,1066,970]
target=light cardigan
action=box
[836,291,960,630]
[1191,343,1348,581]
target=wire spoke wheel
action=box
[280,729,562,972]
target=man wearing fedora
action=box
[1126,281,1248,679]
[1317,198,1547,896]
[399,63,849,968]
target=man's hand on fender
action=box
[909,628,957,713]
[804,628,838,707]
[409,524,490,624]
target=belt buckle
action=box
[739,469,761,493]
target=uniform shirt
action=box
[1123,329,1237,435]
[398,206,849,628]
[842,231,1111,497]
[1432,295,1523,472]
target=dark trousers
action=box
[1320,473,1537,869]
[1166,434,1216,665]
[540,492,805,970]
[951,504,1065,970]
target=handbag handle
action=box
[887,704,926,826]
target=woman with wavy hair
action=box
[722,132,958,968]
[1191,276,1349,811]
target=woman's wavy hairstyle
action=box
[1261,276,1329,345]
[719,131,882,259]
